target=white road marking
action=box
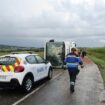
[51,72,63,80]
[12,72,63,105]
[12,84,45,105]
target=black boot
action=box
[70,82,75,93]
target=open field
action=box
[87,47,105,85]
[0,52,10,56]
[0,48,44,57]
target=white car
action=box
[0,53,53,92]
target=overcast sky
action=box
[0,0,105,47]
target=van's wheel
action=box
[47,68,53,80]
[22,76,33,93]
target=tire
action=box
[22,76,33,93]
[47,68,53,80]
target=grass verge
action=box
[87,48,105,86]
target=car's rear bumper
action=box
[0,79,20,88]
[0,72,25,85]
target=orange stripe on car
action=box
[16,58,20,65]
[1,66,4,72]
[6,65,10,72]
[2,65,8,72]
[12,64,16,68]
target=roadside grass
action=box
[0,52,10,56]
[34,51,44,57]
[87,47,105,85]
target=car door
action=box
[35,55,47,79]
[26,55,39,81]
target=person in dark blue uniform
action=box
[65,48,83,92]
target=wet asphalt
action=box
[0,57,105,105]
[0,69,63,105]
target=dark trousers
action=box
[68,68,79,83]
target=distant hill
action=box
[0,44,35,49]
[0,44,43,52]
[0,44,20,49]
[0,44,34,51]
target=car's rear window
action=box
[0,57,16,65]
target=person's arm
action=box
[78,57,82,65]
[78,57,84,68]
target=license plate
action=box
[0,75,6,80]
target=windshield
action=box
[0,57,16,65]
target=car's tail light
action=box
[14,66,24,72]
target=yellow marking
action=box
[17,58,21,62]
[2,65,8,72]
[9,65,14,72]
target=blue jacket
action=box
[64,53,82,69]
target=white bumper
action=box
[0,72,25,85]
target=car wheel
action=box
[47,68,53,80]
[22,76,33,93]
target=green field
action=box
[87,47,105,85]
[0,50,44,57]
[0,52,9,56]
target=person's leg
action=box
[69,70,75,92]
[70,69,77,82]
[68,68,71,82]
[70,69,79,92]
[72,69,79,82]
[70,72,75,82]
[68,68,77,82]
[76,69,80,76]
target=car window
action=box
[26,55,37,64]
[35,55,45,63]
[0,57,16,65]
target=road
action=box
[0,57,105,105]
[0,69,63,105]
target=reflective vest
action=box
[65,53,82,68]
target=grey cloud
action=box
[0,0,105,47]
